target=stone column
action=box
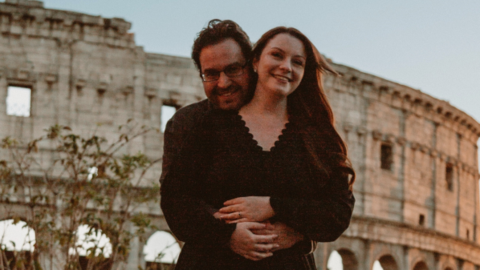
[125,224,143,270]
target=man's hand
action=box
[218,196,274,223]
[252,221,304,251]
[229,222,279,261]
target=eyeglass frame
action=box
[201,62,248,82]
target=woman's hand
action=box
[218,196,275,223]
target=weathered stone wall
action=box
[0,1,479,269]
[0,0,204,185]
[322,64,480,269]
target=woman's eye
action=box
[293,60,304,66]
[271,52,282,58]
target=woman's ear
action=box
[252,58,258,73]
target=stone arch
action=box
[327,250,342,270]
[409,249,429,270]
[437,254,457,270]
[325,238,363,270]
[0,219,36,269]
[327,248,359,270]
[412,261,429,270]
[143,230,181,269]
[372,254,398,270]
[144,228,181,245]
[73,224,112,257]
[0,218,36,251]
[72,224,112,270]
[337,248,359,270]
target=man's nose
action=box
[217,72,232,89]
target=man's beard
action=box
[212,84,241,97]
[211,84,244,110]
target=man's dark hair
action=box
[192,19,252,76]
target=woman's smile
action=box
[254,33,306,97]
[273,74,292,83]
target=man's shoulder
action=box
[160,100,210,184]
[168,99,210,130]
[174,99,210,118]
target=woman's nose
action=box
[279,59,292,72]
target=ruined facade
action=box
[0,1,479,269]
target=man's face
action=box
[199,38,250,110]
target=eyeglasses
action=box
[201,63,247,82]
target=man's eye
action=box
[226,66,241,73]
[204,71,217,77]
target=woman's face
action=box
[253,33,306,97]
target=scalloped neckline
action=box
[236,114,291,153]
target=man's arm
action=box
[160,103,235,245]
[159,119,180,185]
[160,106,277,257]
[217,197,316,254]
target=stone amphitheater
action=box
[0,0,479,269]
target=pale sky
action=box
[38,0,480,122]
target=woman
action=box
[161,27,355,269]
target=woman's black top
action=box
[160,110,355,270]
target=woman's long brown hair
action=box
[251,27,355,188]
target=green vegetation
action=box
[0,122,161,270]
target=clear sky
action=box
[39,0,480,123]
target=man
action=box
[160,19,315,267]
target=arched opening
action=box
[327,250,342,270]
[338,249,359,270]
[143,231,181,270]
[0,219,35,269]
[71,224,112,270]
[373,255,398,270]
[327,249,358,270]
[413,261,428,270]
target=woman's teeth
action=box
[275,75,290,82]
